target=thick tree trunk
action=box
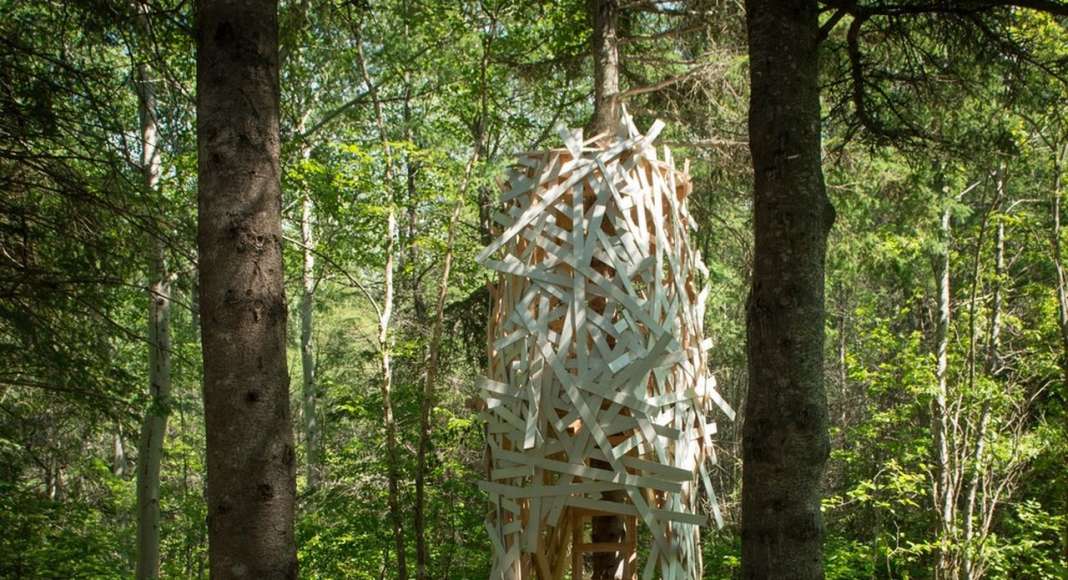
[195,1,297,577]
[300,187,320,491]
[589,0,620,137]
[741,1,833,577]
[932,187,956,579]
[135,57,170,580]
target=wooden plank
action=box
[492,448,681,493]
[478,480,626,499]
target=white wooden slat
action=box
[492,447,681,493]
[479,114,729,579]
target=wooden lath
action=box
[479,109,732,580]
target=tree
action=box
[279,0,322,494]
[589,0,620,135]
[741,0,833,577]
[134,7,172,576]
[195,0,297,577]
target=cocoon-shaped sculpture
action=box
[478,111,733,580]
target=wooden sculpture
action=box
[477,111,733,580]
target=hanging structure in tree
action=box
[478,111,732,580]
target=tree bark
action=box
[299,186,320,491]
[196,1,297,577]
[932,180,956,579]
[741,1,833,577]
[134,50,170,580]
[295,115,320,492]
[113,432,127,477]
[380,210,406,580]
[589,0,620,137]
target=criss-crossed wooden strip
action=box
[481,113,729,580]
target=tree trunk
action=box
[741,1,833,577]
[196,1,297,577]
[380,210,407,580]
[113,432,127,477]
[962,167,1005,580]
[295,115,320,493]
[589,0,620,137]
[300,187,320,491]
[932,178,956,579]
[135,54,171,580]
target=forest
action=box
[0,0,1066,578]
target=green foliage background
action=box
[0,0,1065,578]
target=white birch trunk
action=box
[933,184,956,579]
[300,189,319,490]
[380,209,406,580]
[135,57,170,580]
[298,126,320,491]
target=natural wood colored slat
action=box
[479,109,728,579]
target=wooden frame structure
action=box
[478,112,733,580]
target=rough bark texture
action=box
[135,57,170,580]
[741,1,833,577]
[589,0,620,137]
[196,1,297,577]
